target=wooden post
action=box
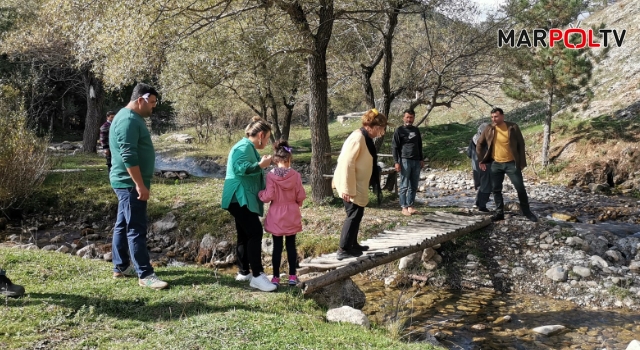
[300,216,491,295]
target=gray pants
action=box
[399,158,421,208]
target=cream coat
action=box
[332,130,373,207]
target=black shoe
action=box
[523,211,538,222]
[491,213,505,222]
[352,243,369,251]
[478,207,490,212]
[336,248,363,261]
[0,274,25,298]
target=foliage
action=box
[0,84,51,211]
[501,0,593,166]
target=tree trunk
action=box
[308,50,333,202]
[415,104,434,127]
[542,91,553,167]
[82,69,103,153]
[282,95,295,140]
[375,6,400,151]
[276,0,334,202]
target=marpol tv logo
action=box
[498,22,626,49]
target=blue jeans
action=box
[399,159,421,208]
[112,187,154,279]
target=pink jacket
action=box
[258,168,306,236]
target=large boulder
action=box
[196,234,216,264]
[308,278,366,309]
[152,212,177,235]
[326,306,370,328]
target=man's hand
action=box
[136,185,150,201]
[420,161,424,169]
[479,163,487,171]
[341,193,351,202]
[105,149,111,157]
[394,163,401,172]
[259,155,272,169]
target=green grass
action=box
[0,249,439,349]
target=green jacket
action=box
[221,137,266,216]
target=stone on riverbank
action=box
[326,306,370,328]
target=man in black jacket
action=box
[392,109,424,216]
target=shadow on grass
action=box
[27,292,253,321]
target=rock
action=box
[423,260,438,271]
[262,237,273,255]
[421,248,437,262]
[85,234,101,241]
[532,325,566,336]
[605,250,624,263]
[588,183,610,193]
[81,228,94,236]
[167,133,195,143]
[196,234,216,264]
[566,237,587,249]
[590,255,609,269]
[432,253,443,264]
[399,252,421,270]
[50,235,65,243]
[512,267,526,276]
[56,245,70,254]
[308,278,366,309]
[152,212,177,234]
[76,244,95,258]
[629,261,640,272]
[103,252,113,261]
[626,340,640,350]
[572,266,591,278]
[551,213,578,222]
[41,244,58,251]
[616,237,640,260]
[545,266,568,282]
[585,234,609,256]
[493,315,512,325]
[326,306,370,328]
[471,324,487,331]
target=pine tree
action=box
[502,0,593,167]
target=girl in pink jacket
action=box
[258,139,306,286]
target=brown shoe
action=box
[407,207,420,215]
[402,208,411,216]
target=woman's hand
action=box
[259,155,272,169]
[341,193,351,202]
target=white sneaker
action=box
[138,273,169,290]
[249,272,277,292]
[235,272,252,282]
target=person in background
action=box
[258,139,306,287]
[392,109,424,216]
[332,109,388,260]
[467,123,492,212]
[221,116,277,292]
[100,110,116,173]
[476,107,538,222]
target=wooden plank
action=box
[300,215,492,294]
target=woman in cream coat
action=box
[332,109,388,260]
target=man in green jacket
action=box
[109,83,168,290]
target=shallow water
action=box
[355,277,640,349]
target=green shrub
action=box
[0,85,51,211]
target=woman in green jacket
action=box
[221,116,276,292]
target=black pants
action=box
[226,202,264,277]
[339,200,365,250]
[473,165,492,209]
[272,235,297,277]
[106,154,112,173]
[491,161,531,215]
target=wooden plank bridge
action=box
[298,211,492,295]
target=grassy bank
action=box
[0,248,439,349]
